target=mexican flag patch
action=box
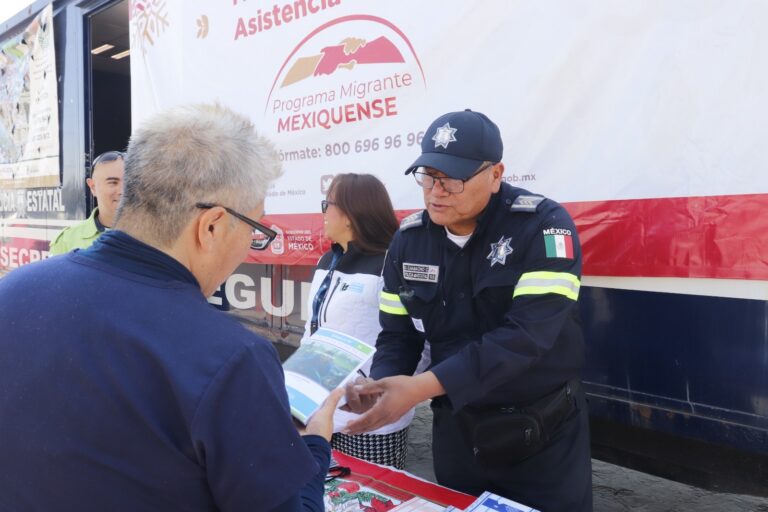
[543,228,574,258]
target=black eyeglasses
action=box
[321,200,336,214]
[325,465,351,483]
[195,202,277,250]
[412,162,496,194]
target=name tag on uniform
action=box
[402,262,439,283]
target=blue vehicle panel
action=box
[580,286,768,456]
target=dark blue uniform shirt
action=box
[371,183,585,409]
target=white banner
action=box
[0,4,60,189]
[130,0,768,212]
[129,0,768,282]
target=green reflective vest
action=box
[49,208,104,255]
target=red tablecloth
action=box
[325,450,476,511]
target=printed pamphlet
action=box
[283,327,374,424]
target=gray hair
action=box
[115,103,282,247]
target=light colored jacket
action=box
[49,208,102,255]
[302,244,424,434]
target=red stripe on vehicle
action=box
[564,193,768,280]
[246,194,768,281]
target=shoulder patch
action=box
[399,211,424,231]
[510,194,545,213]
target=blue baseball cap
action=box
[405,109,503,179]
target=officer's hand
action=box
[342,376,378,414]
[303,387,345,442]
[342,373,444,435]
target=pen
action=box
[357,369,367,378]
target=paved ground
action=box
[404,402,768,512]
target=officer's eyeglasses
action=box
[321,200,337,213]
[195,202,277,250]
[412,162,495,194]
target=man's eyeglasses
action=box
[412,162,496,194]
[320,200,336,214]
[195,202,277,251]
[92,151,125,168]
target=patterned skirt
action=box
[331,427,409,469]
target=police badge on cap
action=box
[405,109,503,179]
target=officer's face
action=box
[422,163,504,235]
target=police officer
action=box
[344,110,592,511]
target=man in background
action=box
[49,150,124,254]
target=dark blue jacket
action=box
[0,232,328,511]
[371,183,585,410]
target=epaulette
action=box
[399,211,424,231]
[509,194,545,213]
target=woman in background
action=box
[301,173,420,469]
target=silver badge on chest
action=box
[487,236,514,267]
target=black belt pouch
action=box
[456,382,576,467]
[457,406,544,467]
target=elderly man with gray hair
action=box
[0,103,341,511]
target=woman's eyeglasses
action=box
[321,200,336,214]
[195,202,277,251]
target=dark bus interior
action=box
[86,0,130,209]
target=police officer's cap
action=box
[405,109,503,180]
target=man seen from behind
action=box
[0,103,341,511]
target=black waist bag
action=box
[456,381,577,467]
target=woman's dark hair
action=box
[328,173,398,255]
